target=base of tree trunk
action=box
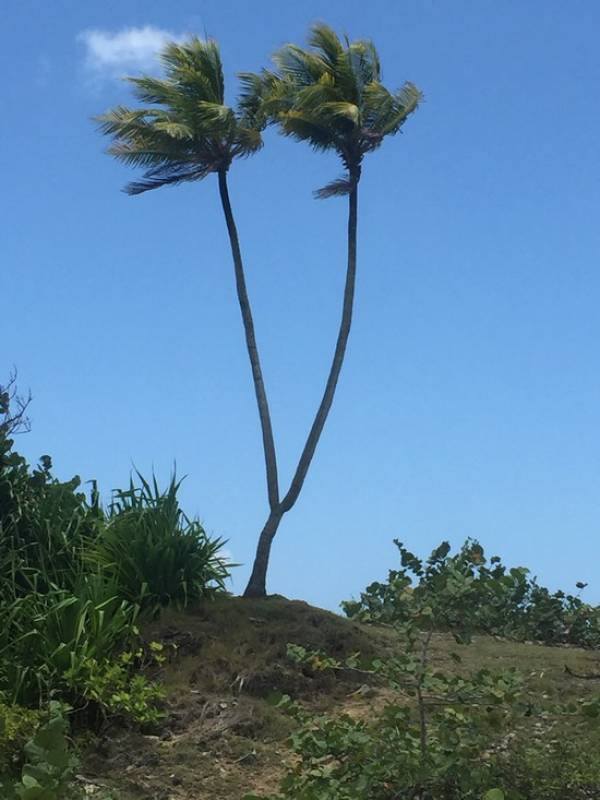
[242,584,267,598]
[242,511,283,598]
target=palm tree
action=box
[96,37,282,552]
[241,24,422,597]
[97,30,421,600]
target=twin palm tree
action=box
[97,24,422,598]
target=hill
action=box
[81,595,600,800]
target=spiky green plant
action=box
[241,24,422,596]
[91,471,231,612]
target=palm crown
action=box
[97,37,263,195]
[243,23,422,197]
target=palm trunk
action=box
[243,177,359,597]
[242,509,284,598]
[217,170,280,511]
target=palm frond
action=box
[314,175,354,199]
[160,38,224,103]
[308,23,344,69]
[279,111,339,152]
[395,81,423,117]
[234,125,263,155]
[197,101,235,125]
[237,71,266,116]
[322,101,360,124]
[332,50,361,103]
[95,106,150,138]
[107,143,184,169]
[126,76,180,105]
[237,69,284,129]
[124,162,213,195]
[295,80,339,110]
[262,22,422,197]
[348,40,381,87]
[97,36,262,194]
[272,45,328,85]
[152,120,194,140]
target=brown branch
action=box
[564,665,600,680]
[0,369,32,437]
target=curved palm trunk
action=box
[243,180,359,598]
[217,170,280,511]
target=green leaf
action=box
[483,790,505,800]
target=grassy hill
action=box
[81,595,600,800]
[2,416,598,800]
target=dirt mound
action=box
[144,594,392,700]
[81,595,600,800]
[82,596,391,799]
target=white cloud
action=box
[78,25,184,76]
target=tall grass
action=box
[92,472,232,613]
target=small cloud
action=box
[78,25,184,77]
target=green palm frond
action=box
[322,101,360,124]
[272,45,327,85]
[126,76,180,105]
[349,40,381,86]
[160,38,224,103]
[97,36,263,195]
[308,24,344,69]
[247,22,422,198]
[151,119,194,140]
[279,112,341,152]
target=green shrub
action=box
[0,702,80,800]
[249,541,600,800]
[0,445,97,601]
[0,703,42,777]
[91,472,232,612]
[261,644,522,799]
[342,539,600,648]
[1,385,231,719]
[63,646,166,725]
[0,576,139,706]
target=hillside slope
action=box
[82,596,600,800]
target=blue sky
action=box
[3,0,600,608]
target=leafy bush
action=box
[255,663,521,800]
[0,703,41,776]
[258,641,522,796]
[63,645,166,725]
[342,539,600,648]
[0,703,80,800]
[249,541,600,800]
[0,380,230,725]
[0,447,95,600]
